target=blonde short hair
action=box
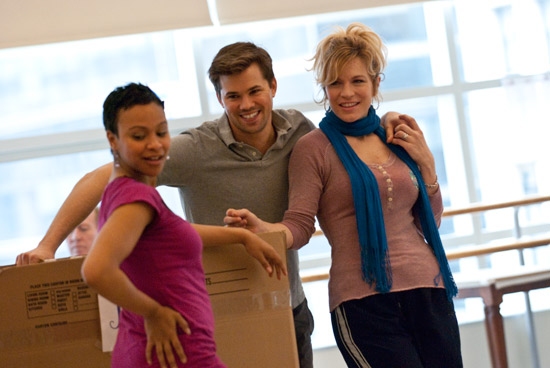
[310,22,387,107]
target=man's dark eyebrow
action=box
[248,84,263,91]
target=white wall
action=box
[0,0,433,49]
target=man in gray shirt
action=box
[161,43,316,366]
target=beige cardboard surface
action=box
[0,231,297,368]
[0,257,111,367]
[203,231,299,368]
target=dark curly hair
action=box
[102,83,164,135]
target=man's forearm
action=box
[38,163,111,255]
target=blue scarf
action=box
[319,107,458,300]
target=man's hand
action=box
[16,246,55,265]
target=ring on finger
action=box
[402,132,409,140]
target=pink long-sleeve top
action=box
[282,129,445,311]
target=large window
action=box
[1,0,550,349]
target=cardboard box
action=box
[204,231,298,368]
[0,257,111,367]
[0,231,298,367]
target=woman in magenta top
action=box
[100,176,221,367]
[81,83,286,368]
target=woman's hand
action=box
[381,111,402,143]
[224,208,266,233]
[144,305,191,368]
[240,230,287,280]
[224,208,289,278]
[387,114,438,184]
[224,208,295,250]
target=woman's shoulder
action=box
[293,128,330,155]
[297,127,328,145]
[290,128,334,168]
[106,177,161,206]
[108,176,153,191]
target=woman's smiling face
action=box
[108,102,170,184]
[325,57,379,123]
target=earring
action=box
[112,150,120,168]
[166,155,171,161]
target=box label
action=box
[25,282,96,318]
